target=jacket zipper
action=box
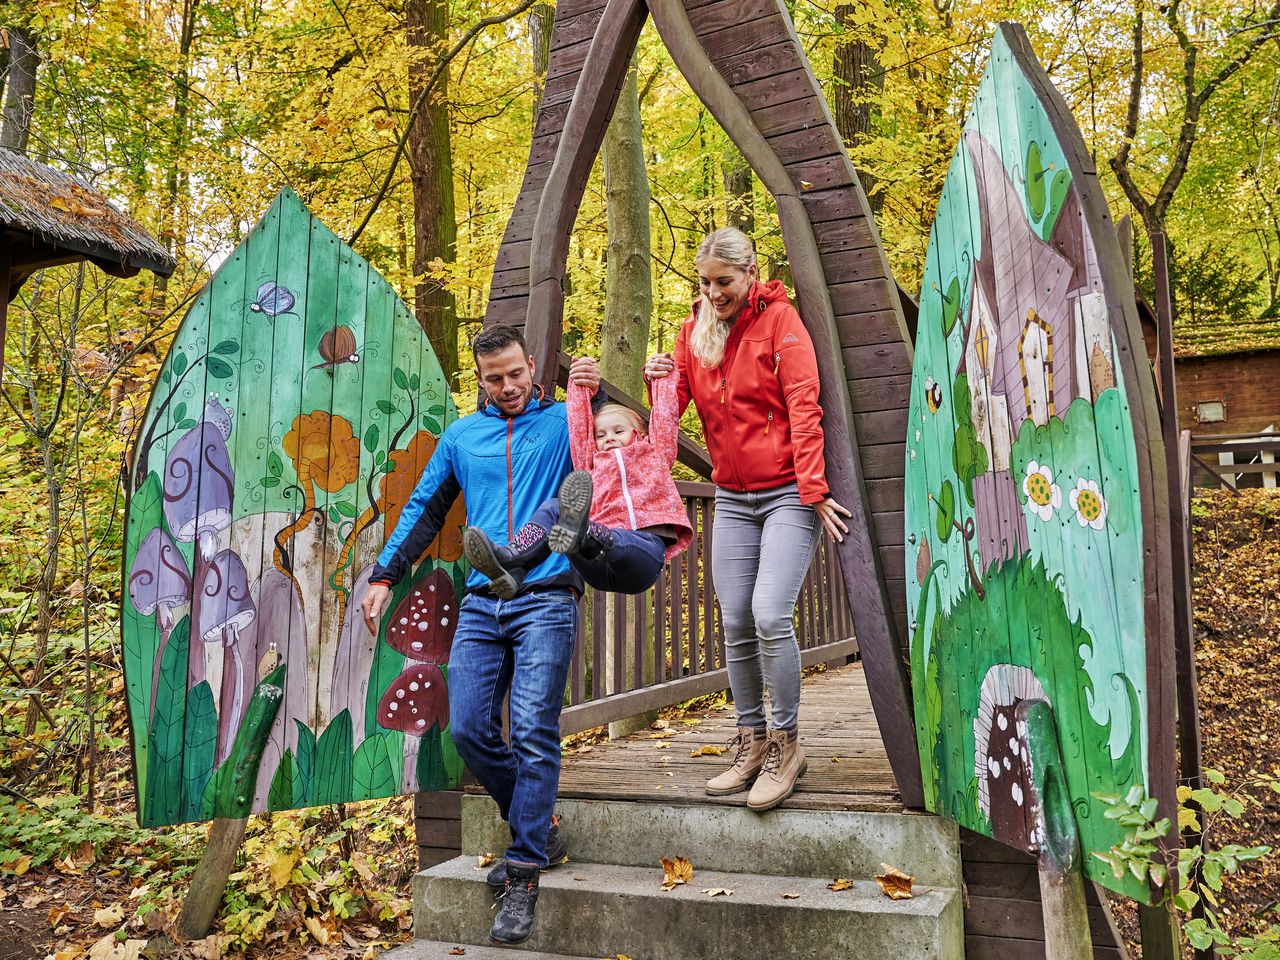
[614,449,638,529]
[506,418,514,541]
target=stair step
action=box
[380,940,598,960]
[414,856,964,960]
[460,795,961,887]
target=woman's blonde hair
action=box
[689,227,758,368]
[595,403,647,436]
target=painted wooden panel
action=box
[123,188,466,826]
[903,27,1170,902]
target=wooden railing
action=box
[559,480,858,736]
[1188,432,1279,490]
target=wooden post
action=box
[176,817,250,939]
[0,246,10,388]
[1154,232,1208,960]
[1017,700,1091,960]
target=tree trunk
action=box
[529,4,554,126]
[407,0,459,387]
[25,437,59,734]
[600,58,651,398]
[832,4,883,216]
[160,0,198,265]
[1,24,39,154]
[723,153,754,236]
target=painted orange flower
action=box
[381,430,465,562]
[283,411,361,493]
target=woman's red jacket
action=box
[666,279,830,506]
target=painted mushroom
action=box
[376,661,449,792]
[375,567,457,790]
[973,664,1049,851]
[163,395,235,563]
[128,527,192,719]
[383,567,457,666]
[197,549,258,763]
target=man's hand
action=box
[568,356,602,395]
[644,353,675,381]
[361,583,391,634]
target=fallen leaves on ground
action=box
[828,878,854,891]
[689,745,726,757]
[652,719,670,729]
[93,904,123,927]
[781,892,801,900]
[448,949,465,956]
[476,853,496,867]
[660,856,693,891]
[648,729,676,739]
[701,887,734,897]
[875,863,915,900]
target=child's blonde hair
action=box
[690,227,758,368]
[596,403,648,435]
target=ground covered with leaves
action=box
[1184,490,1280,932]
[4,490,1280,959]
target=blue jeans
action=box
[447,588,578,868]
[528,498,667,594]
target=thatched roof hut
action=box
[1,150,175,302]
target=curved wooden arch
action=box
[483,0,924,806]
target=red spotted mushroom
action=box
[383,567,456,666]
[377,662,449,791]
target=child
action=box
[464,370,692,598]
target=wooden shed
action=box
[0,149,175,369]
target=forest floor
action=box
[2,488,1279,959]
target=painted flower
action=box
[1069,477,1108,530]
[283,410,361,493]
[381,430,465,561]
[1021,460,1061,521]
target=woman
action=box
[645,227,850,812]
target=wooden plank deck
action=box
[553,662,903,812]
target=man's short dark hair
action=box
[472,325,527,364]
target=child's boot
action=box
[463,522,550,599]
[549,471,613,559]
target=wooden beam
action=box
[647,0,922,807]
[524,0,649,390]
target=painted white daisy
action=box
[1069,477,1108,530]
[1021,460,1061,521]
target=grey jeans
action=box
[711,483,821,731]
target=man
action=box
[361,325,600,945]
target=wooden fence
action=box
[1188,433,1279,490]
[558,480,858,736]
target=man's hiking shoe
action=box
[486,818,568,893]
[490,864,539,945]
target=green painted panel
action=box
[123,188,466,825]
[903,29,1165,901]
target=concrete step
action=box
[460,794,961,888]
[380,940,598,960]
[414,856,964,960]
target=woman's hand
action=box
[814,497,852,543]
[644,352,675,381]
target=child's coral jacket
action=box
[567,375,693,560]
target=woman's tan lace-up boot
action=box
[705,725,769,795]
[746,727,807,811]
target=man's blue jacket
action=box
[370,389,580,594]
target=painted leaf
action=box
[940,276,961,336]
[269,749,298,811]
[903,25,1168,904]
[312,709,353,806]
[123,187,463,824]
[417,725,449,793]
[352,734,397,798]
[180,681,217,822]
[294,719,316,801]
[143,616,189,827]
